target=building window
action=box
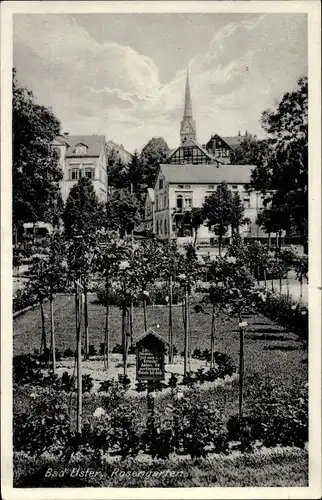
[69,168,79,180]
[232,185,238,189]
[184,196,192,208]
[178,184,184,189]
[164,194,167,208]
[176,194,183,209]
[75,145,87,156]
[164,219,168,235]
[156,220,159,235]
[244,196,251,208]
[84,168,94,179]
[184,184,190,189]
[159,178,163,189]
[208,184,214,189]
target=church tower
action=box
[180,69,197,145]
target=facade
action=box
[53,134,108,203]
[105,140,132,166]
[205,131,251,164]
[143,69,266,245]
[153,164,266,243]
[143,188,155,233]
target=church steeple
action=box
[180,68,197,145]
[183,70,193,117]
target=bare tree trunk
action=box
[268,232,271,250]
[84,285,89,360]
[300,278,303,299]
[130,298,134,345]
[264,268,267,289]
[184,285,189,377]
[218,235,222,256]
[122,304,128,376]
[75,284,82,434]
[238,312,244,423]
[40,300,47,359]
[193,227,198,248]
[210,304,215,368]
[168,275,173,364]
[286,270,289,296]
[103,280,109,370]
[50,292,56,373]
[143,296,147,331]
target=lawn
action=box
[13,294,308,391]
[14,448,308,487]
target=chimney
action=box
[238,131,241,136]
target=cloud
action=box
[13,14,307,152]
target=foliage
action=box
[140,137,170,188]
[202,183,246,252]
[230,135,269,166]
[63,177,101,240]
[12,69,63,237]
[294,254,308,283]
[82,374,94,393]
[103,188,141,235]
[13,388,71,457]
[250,77,308,251]
[13,288,37,313]
[251,288,308,340]
[227,380,308,450]
[182,208,204,246]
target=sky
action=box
[13,13,307,153]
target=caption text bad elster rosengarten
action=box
[45,467,185,480]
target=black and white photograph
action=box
[1,1,321,498]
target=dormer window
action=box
[75,143,87,156]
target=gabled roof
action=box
[133,327,169,346]
[222,135,246,150]
[105,140,132,157]
[56,135,106,157]
[159,163,255,185]
[167,138,216,163]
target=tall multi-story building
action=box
[52,134,108,203]
[143,70,267,244]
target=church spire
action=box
[183,69,193,118]
[180,68,197,145]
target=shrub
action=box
[176,394,228,458]
[63,348,74,358]
[13,288,37,313]
[60,371,75,392]
[88,345,97,357]
[13,354,43,385]
[109,405,141,459]
[142,412,175,459]
[82,374,94,393]
[168,373,179,389]
[13,388,71,457]
[135,380,147,393]
[147,281,184,305]
[252,289,308,340]
[118,374,131,391]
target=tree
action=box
[63,177,101,360]
[182,208,204,247]
[202,182,233,255]
[104,188,141,237]
[63,177,101,238]
[105,147,128,189]
[230,136,269,166]
[250,77,308,253]
[230,192,247,236]
[12,69,63,241]
[140,137,170,187]
[96,233,130,369]
[27,233,67,371]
